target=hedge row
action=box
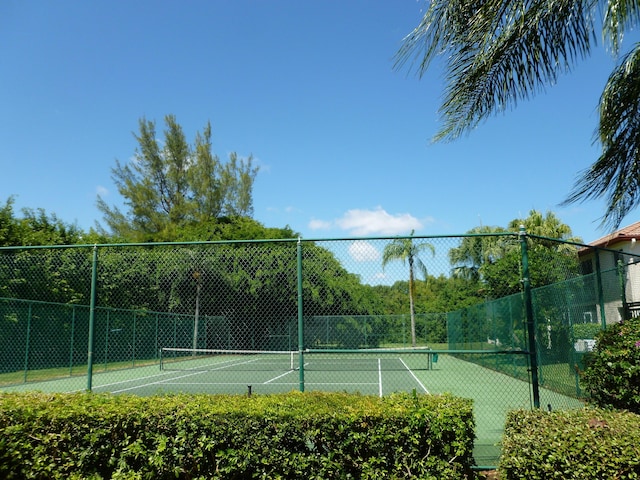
[499,408,640,479]
[0,391,475,479]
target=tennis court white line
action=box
[68,369,190,393]
[399,358,430,394]
[157,382,381,386]
[110,369,210,394]
[302,382,379,385]
[378,358,383,397]
[264,369,296,384]
[109,357,274,393]
[111,359,299,393]
[85,357,263,393]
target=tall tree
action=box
[0,197,20,247]
[97,115,258,241]
[382,231,435,347]
[0,196,83,247]
[508,209,583,253]
[395,0,640,229]
[508,210,580,241]
[448,210,581,296]
[448,226,510,281]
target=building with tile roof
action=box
[583,221,640,250]
[578,221,640,325]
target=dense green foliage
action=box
[0,391,475,479]
[0,202,587,372]
[0,242,387,351]
[448,211,581,298]
[499,408,640,479]
[581,316,640,413]
[0,197,89,247]
[482,245,580,298]
[97,115,261,242]
[571,323,602,340]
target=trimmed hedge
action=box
[499,408,640,479]
[0,391,475,479]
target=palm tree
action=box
[508,209,583,253]
[395,0,640,229]
[449,225,509,281]
[382,231,435,347]
[508,210,579,240]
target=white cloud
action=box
[96,185,109,197]
[348,240,380,262]
[251,156,270,173]
[336,207,423,236]
[308,218,332,230]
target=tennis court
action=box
[1,348,433,396]
[0,349,583,465]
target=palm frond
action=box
[438,0,596,141]
[397,0,596,141]
[602,0,640,55]
[563,44,640,229]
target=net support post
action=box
[519,226,540,408]
[297,238,305,391]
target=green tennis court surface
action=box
[0,352,583,465]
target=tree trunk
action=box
[409,263,417,347]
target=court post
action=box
[86,245,98,392]
[519,226,540,408]
[297,237,305,392]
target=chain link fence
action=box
[1,232,638,464]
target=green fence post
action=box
[155,313,159,359]
[617,258,629,319]
[132,312,137,367]
[193,272,202,352]
[594,249,606,328]
[519,226,540,408]
[297,238,305,392]
[87,245,98,392]
[23,302,32,383]
[69,306,76,376]
[104,310,110,371]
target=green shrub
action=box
[499,408,640,479]
[0,391,476,479]
[580,316,640,413]
[571,322,601,340]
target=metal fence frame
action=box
[1,231,638,398]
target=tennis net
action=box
[159,347,435,372]
[159,348,297,372]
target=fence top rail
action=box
[6,230,630,255]
[9,229,640,254]
[0,231,529,252]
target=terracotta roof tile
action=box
[588,221,640,248]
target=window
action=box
[580,259,593,275]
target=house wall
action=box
[580,240,640,325]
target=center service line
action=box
[378,358,383,397]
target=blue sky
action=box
[1,0,635,246]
